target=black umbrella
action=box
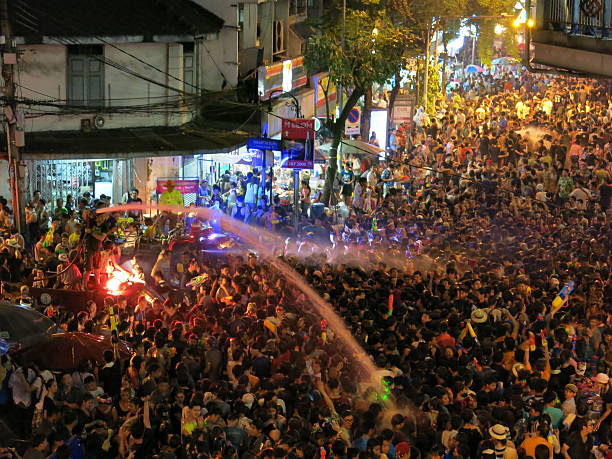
[0,302,56,349]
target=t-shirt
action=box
[543,405,563,429]
[564,431,592,459]
[520,435,551,458]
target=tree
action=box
[304,0,414,205]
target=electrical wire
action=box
[15,0,201,92]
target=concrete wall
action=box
[17,42,192,132]
[191,0,239,90]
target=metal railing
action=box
[542,0,611,38]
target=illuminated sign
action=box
[258,56,307,100]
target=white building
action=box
[2,0,242,207]
[1,0,324,208]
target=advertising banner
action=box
[281,118,315,169]
[156,178,199,194]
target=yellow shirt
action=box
[160,189,184,207]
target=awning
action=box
[19,122,260,160]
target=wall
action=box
[17,42,192,132]
[132,156,181,206]
[191,0,239,90]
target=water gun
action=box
[387,294,394,316]
[467,321,480,345]
[540,329,547,347]
[186,274,208,290]
[109,305,118,332]
[529,331,536,351]
[552,280,575,309]
[371,217,378,232]
[321,320,327,343]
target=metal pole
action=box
[1,0,24,234]
[471,35,476,64]
[293,169,300,231]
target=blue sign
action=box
[247,138,281,151]
[347,108,360,123]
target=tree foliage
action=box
[304,0,415,204]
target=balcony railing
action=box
[541,0,611,38]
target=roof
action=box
[12,0,224,40]
[18,121,259,160]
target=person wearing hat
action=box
[160,180,184,230]
[481,424,517,459]
[591,373,611,432]
[561,384,578,418]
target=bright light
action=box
[494,24,506,35]
[106,277,123,296]
[527,18,534,28]
[372,27,379,37]
[513,18,523,27]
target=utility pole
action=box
[0,0,24,234]
[422,19,431,111]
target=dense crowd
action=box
[0,71,609,459]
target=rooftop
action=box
[12,0,224,42]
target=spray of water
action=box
[98,204,385,392]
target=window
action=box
[67,45,104,106]
[182,42,195,93]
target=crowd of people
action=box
[0,70,609,459]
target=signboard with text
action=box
[281,118,315,169]
[392,94,415,124]
[156,178,199,195]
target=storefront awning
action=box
[19,122,260,160]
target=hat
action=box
[564,383,578,394]
[58,253,69,262]
[592,373,609,384]
[471,308,488,324]
[395,442,410,456]
[489,424,508,441]
[6,239,19,248]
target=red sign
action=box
[156,178,199,194]
[282,118,315,140]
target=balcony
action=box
[532,0,612,76]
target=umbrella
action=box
[15,332,133,371]
[0,302,56,348]
[465,64,484,74]
[491,56,519,66]
[319,139,384,157]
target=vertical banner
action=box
[281,118,315,169]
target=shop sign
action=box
[281,118,315,169]
[247,138,281,151]
[282,118,315,140]
[392,94,415,123]
[258,56,308,101]
[156,178,199,194]
[345,106,361,135]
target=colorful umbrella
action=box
[0,302,56,348]
[15,332,133,371]
[465,64,484,73]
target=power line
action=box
[14,0,201,93]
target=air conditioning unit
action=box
[273,20,285,55]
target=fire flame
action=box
[105,269,144,296]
